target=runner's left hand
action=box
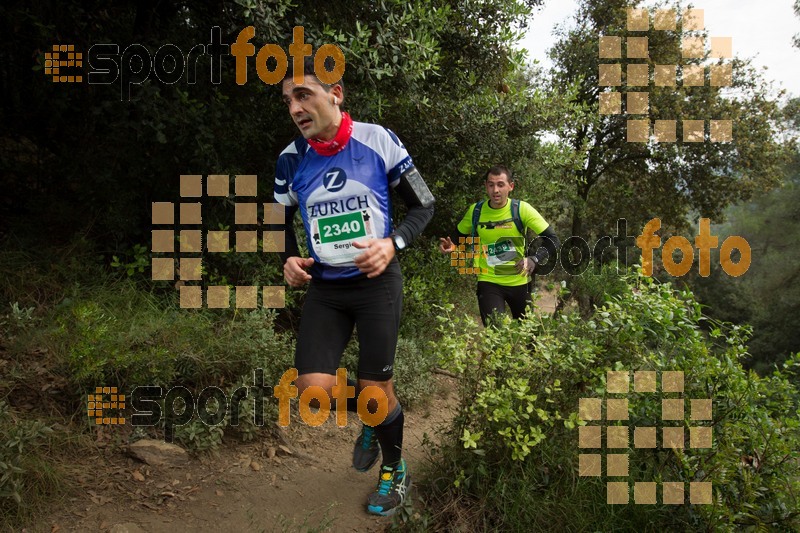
[353,238,396,278]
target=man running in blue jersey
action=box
[439,165,560,326]
[274,57,434,516]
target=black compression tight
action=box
[476,281,531,326]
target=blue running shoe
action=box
[367,459,411,516]
[352,424,380,472]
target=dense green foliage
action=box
[0,248,448,524]
[0,401,58,522]
[687,100,800,372]
[545,0,789,239]
[690,182,800,372]
[1,0,798,529]
[417,269,800,531]
[0,0,553,253]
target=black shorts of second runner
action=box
[476,281,531,326]
[295,259,402,381]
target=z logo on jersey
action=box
[323,167,347,192]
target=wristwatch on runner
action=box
[391,234,407,251]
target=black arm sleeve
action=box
[276,204,300,265]
[529,225,560,264]
[392,167,435,245]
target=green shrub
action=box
[166,372,281,453]
[0,235,107,310]
[51,287,213,388]
[12,282,295,453]
[0,302,37,340]
[0,401,57,524]
[38,283,294,391]
[558,260,631,315]
[393,336,436,408]
[398,239,468,340]
[339,334,436,410]
[173,417,225,453]
[213,308,296,385]
[420,269,800,531]
[122,306,294,452]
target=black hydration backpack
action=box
[470,198,524,237]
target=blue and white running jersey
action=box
[274,121,415,280]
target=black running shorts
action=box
[476,281,531,326]
[295,259,402,381]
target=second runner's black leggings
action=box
[476,281,531,326]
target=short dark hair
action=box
[486,165,513,183]
[283,56,343,92]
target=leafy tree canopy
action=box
[543,0,790,241]
[1,0,561,252]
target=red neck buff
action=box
[307,112,353,156]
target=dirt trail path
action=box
[38,291,556,533]
[40,375,457,533]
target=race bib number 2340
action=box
[311,211,374,265]
[319,212,367,243]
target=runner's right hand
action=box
[284,256,314,287]
[438,237,455,254]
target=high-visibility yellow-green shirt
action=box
[456,199,550,287]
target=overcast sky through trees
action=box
[520,0,800,97]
